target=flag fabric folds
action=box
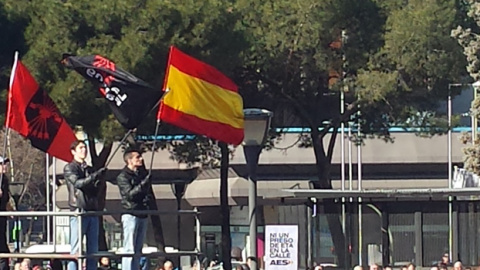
[62,54,162,130]
[6,57,76,162]
[158,46,244,145]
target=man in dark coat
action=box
[64,140,106,270]
[116,149,151,270]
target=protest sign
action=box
[264,225,298,270]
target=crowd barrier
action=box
[0,209,202,270]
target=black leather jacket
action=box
[116,166,151,217]
[64,161,100,211]
[0,175,9,211]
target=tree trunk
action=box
[147,189,166,252]
[87,137,112,251]
[310,133,346,268]
[219,142,232,270]
[25,218,34,246]
[97,177,108,251]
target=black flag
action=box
[62,54,162,129]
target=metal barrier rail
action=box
[3,209,202,270]
[0,253,77,259]
[0,251,202,259]
[0,209,200,217]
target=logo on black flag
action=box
[25,89,66,151]
[62,54,163,129]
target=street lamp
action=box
[170,180,189,250]
[9,182,24,252]
[243,108,273,270]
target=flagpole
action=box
[1,128,10,182]
[52,156,57,253]
[46,153,51,245]
[104,95,163,168]
[148,119,161,173]
[147,89,170,174]
[104,129,135,167]
[1,51,19,187]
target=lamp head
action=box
[9,182,25,198]
[170,180,189,199]
[243,108,273,146]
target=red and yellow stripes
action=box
[158,47,244,145]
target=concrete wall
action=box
[51,132,466,175]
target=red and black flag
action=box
[61,54,163,130]
[6,55,77,162]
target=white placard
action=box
[264,225,298,270]
[453,167,480,200]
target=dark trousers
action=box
[0,217,10,270]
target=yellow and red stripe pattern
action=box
[158,46,244,145]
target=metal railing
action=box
[0,209,202,270]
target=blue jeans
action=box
[68,215,99,270]
[121,214,148,270]
[139,256,149,270]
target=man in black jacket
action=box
[0,157,10,270]
[64,140,106,270]
[116,149,151,270]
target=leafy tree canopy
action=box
[452,0,480,174]
[0,0,467,177]
[1,0,245,144]
[358,0,466,134]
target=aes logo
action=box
[269,260,292,265]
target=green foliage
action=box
[168,137,223,168]
[452,0,480,174]
[0,0,468,169]
[234,0,464,147]
[235,0,385,129]
[358,0,465,133]
[0,1,27,123]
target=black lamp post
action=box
[171,180,189,250]
[9,182,24,253]
[243,108,273,270]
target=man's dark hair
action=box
[70,140,85,151]
[123,149,141,163]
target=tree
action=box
[234,0,465,266]
[359,0,466,132]
[0,1,27,123]
[0,130,46,245]
[452,0,480,174]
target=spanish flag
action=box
[158,46,244,145]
